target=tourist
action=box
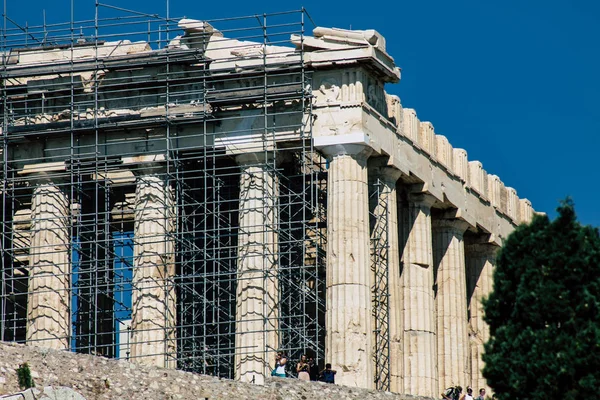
[442,386,462,400]
[308,357,319,381]
[296,354,311,381]
[460,386,474,400]
[272,352,287,378]
[475,388,486,400]
[319,363,336,384]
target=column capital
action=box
[408,192,437,209]
[432,218,470,235]
[372,165,402,186]
[234,151,280,166]
[122,154,168,176]
[465,242,500,258]
[19,162,68,185]
[319,143,373,162]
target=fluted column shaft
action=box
[27,180,70,349]
[325,144,373,389]
[235,153,279,385]
[131,172,176,368]
[371,167,402,392]
[466,243,498,393]
[433,219,470,394]
[401,193,437,397]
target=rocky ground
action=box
[0,342,430,400]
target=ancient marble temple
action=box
[0,13,533,398]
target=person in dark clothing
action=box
[319,363,336,384]
[308,358,319,381]
[442,386,462,400]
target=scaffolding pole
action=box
[370,178,391,391]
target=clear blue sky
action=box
[5,0,600,225]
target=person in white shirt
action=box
[461,386,474,400]
[272,352,287,378]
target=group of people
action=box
[273,356,493,396]
[442,386,489,400]
[272,352,336,384]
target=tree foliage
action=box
[483,199,600,400]
[17,362,34,389]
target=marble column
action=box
[131,169,177,368]
[400,192,437,397]
[433,218,470,394]
[234,153,279,385]
[324,144,373,389]
[371,166,403,392]
[27,178,70,349]
[466,243,498,393]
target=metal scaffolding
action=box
[0,3,327,380]
[370,178,391,391]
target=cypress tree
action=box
[483,199,600,400]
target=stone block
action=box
[499,182,508,215]
[435,134,452,169]
[468,161,486,197]
[487,174,502,209]
[419,122,436,157]
[452,149,468,181]
[386,93,403,132]
[402,108,419,144]
[506,187,519,222]
[520,198,533,223]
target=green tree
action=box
[483,199,600,400]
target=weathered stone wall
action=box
[0,342,431,400]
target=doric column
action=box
[400,192,437,397]
[432,218,470,395]
[466,242,498,393]
[234,152,279,385]
[27,177,70,349]
[370,165,403,392]
[324,144,373,389]
[130,163,177,368]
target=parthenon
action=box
[0,8,534,398]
